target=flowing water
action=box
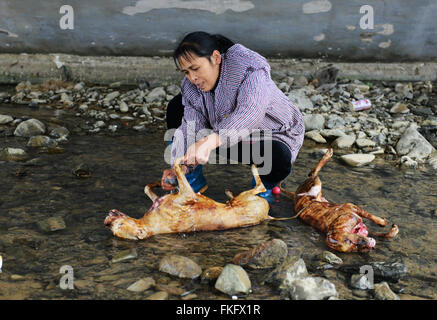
[0,101,436,300]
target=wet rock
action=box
[111,248,138,263]
[351,274,373,290]
[14,119,46,137]
[289,277,338,300]
[340,261,407,283]
[214,264,251,296]
[396,124,436,161]
[37,217,66,232]
[232,239,288,269]
[305,130,327,144]
[264,251,307,289]
[288,89,314,111]
[0,147,28,161]
[201,267,223,283]
[155,283,185,296]
[355,138,376,148]
[103,91,120,103]
[373,282,400,300]
[320,251,343,266]
[166,84,180,96]
[72,163,91,178]
[319,128,346,139]
[27,135,58,148]
[400,155,418,169]
[119,101,129,113]
[303,114,325,131]
[341,154,375,167]
[145,291,168,300]
[333,134,355,149]
[158,255,202,279]
[127,277,155,292]
[50,127,70,139]
[390,102,409,114]
[146,87,166,103]
[293,75,309,87]
[313,66,339,87]
[428,152,437,170]
[0,115,13,125]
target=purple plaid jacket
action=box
[170,44,305,166]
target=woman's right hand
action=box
[161,168,177,191]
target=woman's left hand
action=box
[184,133,221,166]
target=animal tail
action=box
[369,224,399,238]
[309,148,333,177]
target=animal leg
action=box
[250,164,267,195]
[369,224,399,238]
[144,181,160,202]
[351,205,387,227]
[309,148,333,177]
[173,157,196,200]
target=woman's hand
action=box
[184,133,221,166]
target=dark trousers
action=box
[166,94,292,186]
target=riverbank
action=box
[1,70,436,171]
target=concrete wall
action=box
[1,0,437,61]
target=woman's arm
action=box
[214,69,270,148]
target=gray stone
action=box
[326,114,345,129]
[166,84,180,96]
[373,282,400,300]
[390,102,410,114]
[146,87,166,103]
[232,239,288,269]
[27,135,58,148]
[320,251,343,266]
[145,291,168,300]
[396,123,436,161]
[111,248,138,263]
[37,217,66,232]
[158,255,202,279]
[14,119,46,137]
[341,154,375,167]
[289,277,338,300]
[119,101,129,113]
[50,127,70,138]
[332,134,356,149]
[305,130,327,144]
[0,115,13,124]
[127,277,155,292]
[356,138,376,148]
[303,114,325,131]
[319,129,346,139]
[351,274,373,290]
[214,264,251,296]
[103,91,120,103]
[288,89,314,111]
[0,147,28,161]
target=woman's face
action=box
[178,50,221,92]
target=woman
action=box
[161,31,304,201]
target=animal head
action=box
[104,209,148,240]
[327,231,376,252]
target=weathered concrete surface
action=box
[1,0,437,61]
[1,53,436,86]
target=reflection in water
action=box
[0,106,436,300]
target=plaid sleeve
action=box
[170,94,211,166]
[214,69,270,148]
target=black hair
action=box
[173,31,235,69]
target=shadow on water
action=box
[0,103,436,300]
